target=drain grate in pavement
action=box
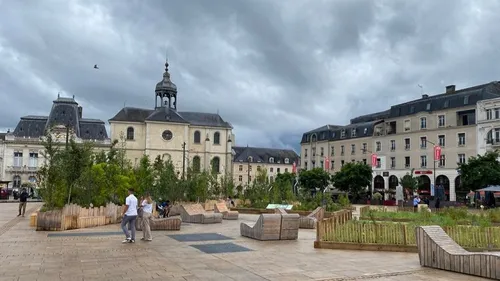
[190,242,252,254]
[168,233,232,242]
[47,231,123,237]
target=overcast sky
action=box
[1,0,500,151]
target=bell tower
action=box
[155,61,178,110]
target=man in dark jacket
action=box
[18,189,29,217]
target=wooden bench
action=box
[180,204,223,224]
[240,214,282,241]
[214,202,239,220]
[416,225,500,279]
[273,208,299,240]
[136,216,181,231]
[298,207,324,229]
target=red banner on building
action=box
[324,157,330,170]
[292,161,297,173]
[434,146,441,161]
[371,153,378,167]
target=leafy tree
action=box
[298,168,330,197]
[271,172,295,203]
[331,162,372,200]
[134,155,154,196]
[400,169,419,198]
[154,158,183,203]
[458,151,500,193]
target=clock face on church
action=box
[162,130,173,141]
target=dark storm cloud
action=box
[1,0,500,150]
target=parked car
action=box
[0,188,8,200]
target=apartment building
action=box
[476,97,500,155]
[301,82,500,201]
[232,146,299,186]
[300,111,383,173]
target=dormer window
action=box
[269,157,274,163]
[248,156,253,162]
[410,106,415,114]
[332,132,336,138]
[464,96,469,105]
[364,128,368,135]
[444,100,449,108]
[340,130,346,138]
[426,103,431,110]
[311,134,317,142]
[351,129,356,137]
[284,158,289,164]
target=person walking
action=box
[121,188,138,243]
[18,188,29,217]
[141,194,153,241]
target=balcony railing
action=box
[6,166,38,173]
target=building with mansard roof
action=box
[231,146,299,186]
[109,61,234,176]
[0,96,110,191]
[301,82,500,202]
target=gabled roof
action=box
[232,146,299,164]
[109,107,232,128]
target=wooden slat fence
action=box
[317,220,500,250]
[316,209,353,242]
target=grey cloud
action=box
[1,0,500,151]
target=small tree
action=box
[331,162,372,201]
[134,155,154,196]
[400,169,419,199]
[298,168,330,197]
[458,151,500,193]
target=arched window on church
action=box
[192,156,201,173]
[126,127,134,140]
[194,131,201,144]
[213,132,220,145]
[211,157,220,174]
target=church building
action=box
[109,62,234,176]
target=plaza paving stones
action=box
[168,232,233,242]
[0,203,491,281]
[47,231,123,237]
[190,242,253,254]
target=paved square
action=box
[0,202,490,280]
[190,242,253,254]
[168,232,233,242]
[47,231,123,237]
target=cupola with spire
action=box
[155,61,178,110]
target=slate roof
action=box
[232,146,299,164]
[109,107,232,128]
[11,97,108,140]
[301,121,380,144]
[388,82,500,118]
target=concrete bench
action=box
[136,216,181,231]
[416,225,500,279]
[240,214,282,241]
[214,202,239,220]
[298,207,325,229]
[180,204,223,224]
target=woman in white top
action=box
[141,194,153,241]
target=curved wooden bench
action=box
[240,214,282,241]
[136,217,181,231]
[416,225,500,279]
[272,208,299,240]
[180,204,222,224]
[298,207,325,229]
[214,203,239,220]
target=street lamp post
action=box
[181,142,186,179]
[423,139,439,198]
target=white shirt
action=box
[141,200,153,214]
[125,194,138,216]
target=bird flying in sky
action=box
[94,64,99,69]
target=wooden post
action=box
[402,224,407,245]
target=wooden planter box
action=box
[35,203,121,231]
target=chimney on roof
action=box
[78,106,82,119]
[422,94,429,99]
[446,85,456,94]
